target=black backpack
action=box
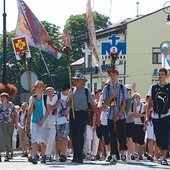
[152,83,170,118]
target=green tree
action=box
[0,21,66,104]
[64,11,112,62]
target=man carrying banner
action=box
[67,70,100,163]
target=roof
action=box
[70,57,84,66]
[76,6,167,42]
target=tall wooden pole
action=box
[60,29,75,119]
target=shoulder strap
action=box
[43,94,47,108]
[139,103,142,113]
[85,88,89,104]
[57,92,61,101]
[34,100,40,122]
[58,92,64,109]
[18,111,22,122]
[120,84,124,97]
[107,84,110,97]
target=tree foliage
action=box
[64,11,112,61]
[0,12,111,104]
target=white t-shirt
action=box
[98,94,108,126]
[134,102,145,125]
[148,85,170,119]
[45,95,55,125]
[50,93,69,125]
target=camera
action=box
[58,107,67,117]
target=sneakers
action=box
[41,156,46,164]
[71,157,83,163]
[100,155,106,161]
[95,154,101,160]
[120,150,127,161]
[71,158,78,162]
[32,157,38,164]
[110,154,117,165]
[106,155,112,162]
[131,155,136,160]
[28,156,33,163]
[46,155,53,162]
[126,154,131,161]
[138,155,143,160]
[157,158,162,164]
[29,156,38,164]
[91,155,96,161]
[147,154,153,162]
[4,156,9,162]
[21,152,28,157]
[161,159,169,165]
[59,155,67,162]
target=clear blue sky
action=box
[0,0,168,33]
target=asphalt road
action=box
[0,154,170,170]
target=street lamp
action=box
[2,0,7,84]
[163,1,170,25]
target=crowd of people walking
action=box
[0,68,169,166]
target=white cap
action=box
[124,84,132,90]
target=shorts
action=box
[56,123,70,140]
[31,123,49,144]
[126,122,135,138]
[96,125,102,140]
[101,125,110,145]
[153,115,170,150]
[145,120,155,141]
[18,128,28,148]
[132,124,145,145]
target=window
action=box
[94,83,97,92]
[152,48,161,64]
[88,54,92,67]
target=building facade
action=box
[75,7,170,98]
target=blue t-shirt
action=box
[32,98,44,123]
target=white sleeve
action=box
[98,95,103,107]
[147,85,152,97]
[50,94,58,105]
[46,96,50,105]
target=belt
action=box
[75,109,88,112]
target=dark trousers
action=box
[108,119,127,159]
[70,110,88,159]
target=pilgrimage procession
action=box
[0,0,170,169]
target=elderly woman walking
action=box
[0,93,18,162]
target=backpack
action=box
[151,83,170,118]
[85,88,94,126]
[18,111,22,122]
[107,83,131,114]
[52,92,61,115]
[33,94,47,108]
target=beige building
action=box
[126,8,170,98]
[76,7,170,98]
